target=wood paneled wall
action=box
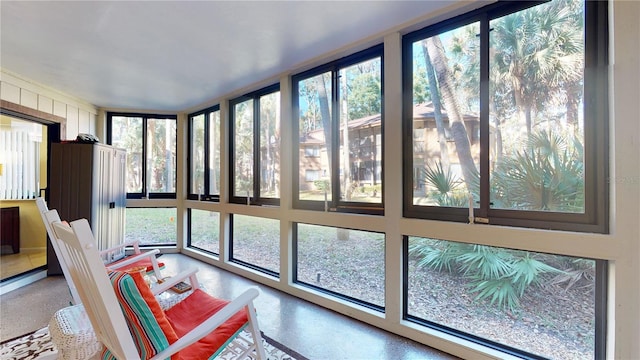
[0,70,98,140]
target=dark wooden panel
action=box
[49,142,95,275]
[47,142,126,274]
[0,207,20,254]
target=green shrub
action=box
[409,239,562,312]
[313,179,330,191]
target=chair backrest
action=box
[36,197,82,305]
[49,211,142,360]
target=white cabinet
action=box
[48,142,126,274]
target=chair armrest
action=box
[98,240,142,256]
[150,268,200,295]
[150,287,261,360]
[105,249,160,271]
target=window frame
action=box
[187,104,221,202]
[229,214,280,277]
[186,208,220,256]
[304,146,320,158]
[401,0,609,233]
[292,222,386,312]
[402,235,608,359]
[228,84,281,206]
[123,206,178,246]
[292,44,385,215]
[107,112,177,199]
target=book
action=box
[170,281,192,294]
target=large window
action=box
[229,85,280,205]
[188,209,219,255]
[293,45,384,214]
[401,1,608,358]
[124,207,177,246]
[294,223,385,310]
[108,113,177,199]
[405,236,605,359]
[402,0,608,232]
[230,215,280,276]
[188,105,221,201]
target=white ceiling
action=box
[1,1,462,112]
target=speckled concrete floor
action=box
[1,253,458,360]
[1,275,72,341]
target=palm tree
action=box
[420,42,450,168]
[210,111,220,195]
[491,129,584,212]
[490,0,584,135]
[425,35,479,193]
[316,73,333,172]
[260,92,280,197]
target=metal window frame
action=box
[187,105,221,202]
[106,112,178,199]
[228,84,281,206]
[292,44,385,215]
[401,0,609,233]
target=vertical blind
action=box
[0,123,41,200]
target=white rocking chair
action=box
[49,211,266,360]
[36,197,164,305]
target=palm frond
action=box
[508,254,563,296]
[457,245,512,279]
[470,278,520,312]
[422,162,461,194]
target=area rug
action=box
[0,327,307,360]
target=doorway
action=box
[0,108,60,282]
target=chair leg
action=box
[245,304,267,360]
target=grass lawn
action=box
[125,207,177,245]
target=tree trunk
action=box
[274,94,281,197]
[147,121,156,194]
[164,121,172,193]
[265,119,271,194]
[425,36,478,192]
[421,42,450,168]
[211,114,218,194]
[316,74,332,173]
[341,72,351,200]
[490,100,503,169]
[510,63,530,135]
[565,82,581,136]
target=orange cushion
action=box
[127,270,179,346]
[164,289,249,359]
[110,256,165,273]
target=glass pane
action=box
[111,116,143,193]
[296,223,385,307]
[489,0,585,213]
[259,91,280,199]
[297,72,332,202]
[0,119,43,200]
[407,236,596,359]
[190,114,205,196]
[234,99,254,198]
[209,110,221,196]
[231,215,279,274]
[411,23,480,207]
[189,209,219,254]
[125,208,176,245]
[338,57,382,204]
[147,118,176,193]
